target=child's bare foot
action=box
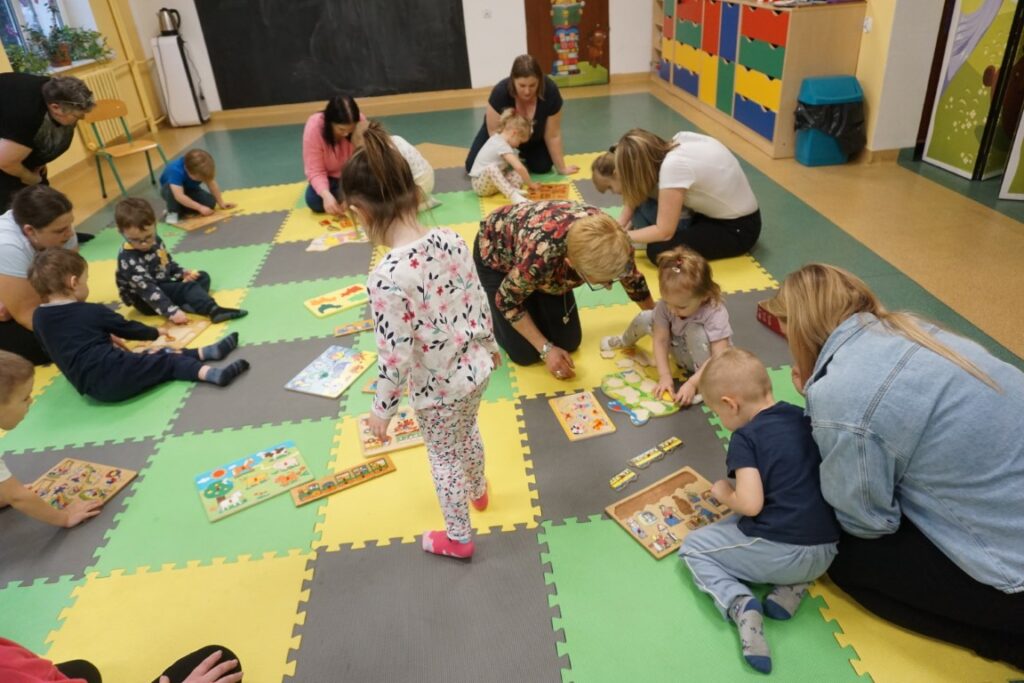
[422,530,474,559]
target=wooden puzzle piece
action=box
[171,208,242,232]
[27,458,137,510]
[548,390,617,441]
[291,455,396,506]
[128,318,211,353]
[357,408,424,456]
[334,319,374,337]
[285,346,376,398]
[303,284,370,318]
[195,441,312,522]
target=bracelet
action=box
[539,341,553,361]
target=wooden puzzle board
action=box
[27,458,137,510]
[357,407,424,456]
[171,208,242,232]
[600,369,678,424]
[285,346,376,398]
[194,441,312,522]
[528,183,571,200]
[606,466,732,559]
[304,284,370,318]
[291,455,396,506]
[548,390,616,441]
[334,319,373,337]
[306,225,368,252]
[128,318,211,352]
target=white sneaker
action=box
[165,212,179,224]
[601,335,624,352]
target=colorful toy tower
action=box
[550,0,584,76]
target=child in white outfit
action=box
[468,109,537,204]
[353,122,441,210]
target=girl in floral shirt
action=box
[342,125,500,560]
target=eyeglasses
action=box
[581,266,632,291]
[124,235,155,247]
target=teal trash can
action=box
[795,76,865,166]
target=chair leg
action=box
[156,144,168,165]
[106,157,127,196]
[145,150,155,185]
[95,156,107,199]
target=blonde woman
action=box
[612,129,760,262]
[474,200,654,380]
[766,264,1024,670]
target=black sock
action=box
[203,359,250,387]
[210,307,248,324]
[199,332,239,361]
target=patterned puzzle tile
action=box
[811,578,1019,682]
[46,552,311,680]
[173,243,272,290]
[91,418,339,575]
[222,181,306,215]
[315,399,538,550]
[0,575,82,655]
[540,516,864,682]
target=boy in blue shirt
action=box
[159,148,234,224]
[680,348,839,674]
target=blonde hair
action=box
[699,347,772,405]
[565,213,633,283]
[0,350,34,404]
[497,108,532,139]
[184,149,215,182]
[591,152,616,192]
[655,246,721,305]
[768,264,998,390]
[614,128,677,208]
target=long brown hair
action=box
[506,54,546,100]
[770,264,998,390]
[614,129,677,209]
[340,121,419,245]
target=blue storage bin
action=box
[795,75,863,166]
[673,66,699,96]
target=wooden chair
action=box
[81,98,168,198]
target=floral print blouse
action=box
[476,200,651,323]
[368,228,499,419]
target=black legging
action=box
[828,520,1024,671]
[473,235,580,365]
[55,644,242,683]
[0,318,50,365]
[465,122,554,175]
[633,198,761,262]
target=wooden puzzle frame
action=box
[291,455,396,506]
[548,390,616,441]
[357,408,424,456]
[27,458,137,510]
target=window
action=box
[1,0,66,51]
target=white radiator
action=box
[78,64,128,146]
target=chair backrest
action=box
[81,98,132,149]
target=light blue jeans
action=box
[679,515,837,619]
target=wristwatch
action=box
[539,341,553,361]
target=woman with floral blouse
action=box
[474,200,654,380]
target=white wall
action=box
[62,0,97,31]
[461,0,529,88]
[609,0,652,74]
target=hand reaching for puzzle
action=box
[545,346,575,379]
[674,380,699,407]
[63,500,103,528]
[711,479,734,508]
[161,649,242,683]
[368,413,392,444]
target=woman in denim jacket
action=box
[765,264,1024,670]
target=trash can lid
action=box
[799,76,863,105]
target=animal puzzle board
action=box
[606,466,732,559]
[528,183,571,200]
[291,455,396,506]
[171,208,242,232]
[304,284,370,318]
[600,369,678,425]
[548,390,617,441]
[334,319,373,337]
[128,318,211,352]
[194,441,312,522]
[27,458,137,510]
[357,407,424,456]
[285,346,376,398]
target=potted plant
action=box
[24,24,112,68]
[4,43,50,74]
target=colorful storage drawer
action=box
[716,58,735,114]
[698,51,718,105]
[734,65,782,111]
[733,94,776,140]
[677,19,702,48]
[663,14,674,39]
[740,6,789,47]
[658,59,672,82]
[738,37,785,81]
[673,66,699,96]
[676,0,702,23]
[664,0,675,19]
[674,42,703,74]
[719,1,740,62]
[662,37,675,62]
[701,0,722,56]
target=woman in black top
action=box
[465,54,579,176]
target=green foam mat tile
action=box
[421,191,484,226]
[0,375,191,454]
[539,517,861,682]
[223,275,367,345]
[574,282,633,309]
[78,227,125,261]
[174,243,272,290]
[0,575,82,655]
[90,417,339,576]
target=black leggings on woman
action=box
[55,644,241,683]
[633,198,761,263]
[0,319,50,365]
[828,520,1024,670]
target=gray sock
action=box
[729,596,771,674]
[764,582,810,620]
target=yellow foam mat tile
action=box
[447,221,481,248]
[480,192,512,217]
[315,399,539,550]
[811,578,1022,682]
[564,153,603,180]
[222,182,306,215]
[509,303,666,399]
[45,551,313,681]
[416,142,469,169]
[114,288,247,348]
[634,253,776,302]
[85,259,120,305]
[274,208,340,244]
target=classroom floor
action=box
[1,88,1021,683]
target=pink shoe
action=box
[422,530,475,559]
[471,483,489,512]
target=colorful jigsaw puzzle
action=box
[285,346,376,398]
[528,183,572,200]
[548,390,617,441]
[306,225,368,252]
[334,319,374,337]
[291,455,396,506]
[606,466,731,559]
[304,284,370,318]
[194,441,312,522]
[127,318,211,352]
[357,407,424,456]
[27,458,137,510]
[600,369,678,425]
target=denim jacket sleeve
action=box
[814,422,902,539]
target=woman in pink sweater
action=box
[302,94,366,216]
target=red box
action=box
[740,6,789,47]
[701,0,721,56]
[756,300,786,338]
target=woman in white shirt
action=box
[610,129,761,262]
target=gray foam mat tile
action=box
[722,289,791,369]
[169,336,358,435]
[431,166,473,193]
[172,211,288,253]
[574,178,622,209]
[0,439,157,585]
[251,240,372,287]
[290,529,565,683]
[522,394,729,524]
